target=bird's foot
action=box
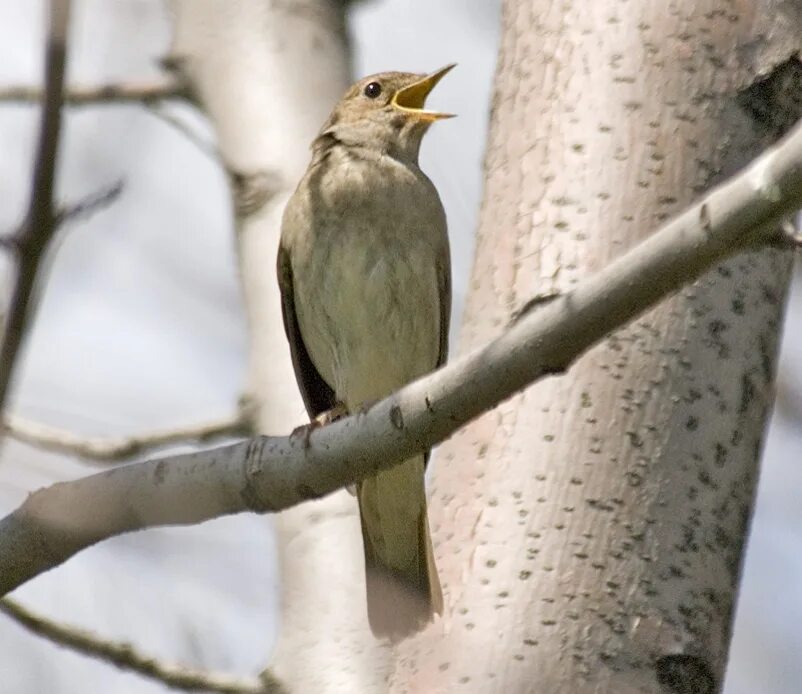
[315,401,349,426]
[290,401,348,450]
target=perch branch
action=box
[2,103,802,597]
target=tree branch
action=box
[3,412,250,462]
[0,80,186,106]
[55,181,124,226]
[0,182,123,256]
[1,108,802,597]
[143,101,219,161]
[0,598,284,694]
[0,0,70,410]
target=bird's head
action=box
[315,65,456,162]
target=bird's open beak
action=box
[392,64,456,121]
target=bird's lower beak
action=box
[392,64,456,121]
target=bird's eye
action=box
[363,81,382,99]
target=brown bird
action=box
[277,66,454,640]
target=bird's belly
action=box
[297,237,440,408]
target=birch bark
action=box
[393,2,802,692]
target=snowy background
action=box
[0,2,798,692]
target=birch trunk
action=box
[168,2,390,690]
[393,2,802,692]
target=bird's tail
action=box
[357,454,443,641]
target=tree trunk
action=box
[392,2,802,692]
[168,2,391,690]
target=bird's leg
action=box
[315,401,349,426]
[290,401,349,450]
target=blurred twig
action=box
[0,78,219,161]
[1,180,126,250]
[56,181,125,226]
[0,0,70,410]
[3,411,250,462]
[0,79,187,106]
[0,598,286,694]
[144,102,220,161]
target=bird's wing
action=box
[420,240,451,472]
[436,245,451,369]
[277,242,337,419]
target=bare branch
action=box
[144,102,219,161]
[55,181,125,226]
[0,182,124,253]
[0,598,285,694]
[3,412,250,462]
[1,106,802,597]
[0,0,70,410]
[0,80,186,107]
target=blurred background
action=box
[0,1,799,692]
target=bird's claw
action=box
[315,401,348,426]
[290,402,349,450]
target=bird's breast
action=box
[291,158,445,407]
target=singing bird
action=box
[277,66,454,640]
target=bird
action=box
[277,65,454,640]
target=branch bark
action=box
[3,412,249,462]
[1,112,800,597]
[0,0,70,410]
[0,598,284,694]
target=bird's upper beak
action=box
[392,64,456,121]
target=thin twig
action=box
[1,104,802,597]
[0,598,285,694]
[3,412,250,462]
[0,80,186,106]
[0,182,122,255]
[55,181,125,226]
[144,102,220,161]
[0,1,70,411]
